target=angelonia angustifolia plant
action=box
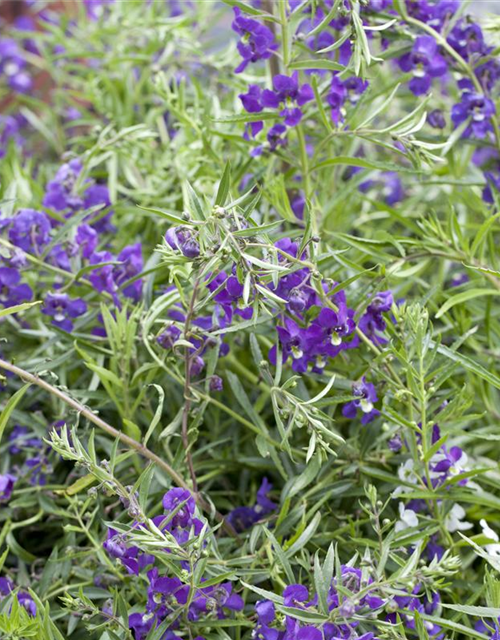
[2,0,500,638]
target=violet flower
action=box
[232,8,277,73]
[42,292,87,332]
[398,36,447,96]
[0,474,16,502]
[0,38,32,93]
[2,209,51,253]
[342,377,380,424]
[0,267,32,309]
[166,227,200,258]
[451,92,495,139]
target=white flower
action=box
[392,460,419,498]
[480,519,500,558]
[445,503,473,533]
[395,502,419,532]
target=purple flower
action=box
[0,473,16,501]
[166,227,200,258]
[103,528,154,575]
[448,21,488,60]
[26,454,52,486]
[114,243,143,301]
[239,85,265,114]
[147,567,189,619]
[326,75,368,124]
[343,377,380,425]
[483,172,500,204]
[310,306,356,350]
[0,267,32,309]
[297,628,322,640]
[18,592,37,616]
[0,576,13,596]
[84,0,115,19]
[42,292,87,332]
[3,209,51,253]
[209,375,223,392]
[162,488,196,529]
[427,109,446,129]
[430,445,468,487]
[326,75,347,125]
[399,36,447,95]
[475,618,500,640]
[451,92,495,139]
[0,114,26,158]
[157,324,181,350]
[227,478,276,532]
[367,291,393,314]
[270,318,310,373]
[226,507,259,532]
[232,8,277,73]
[450,273,469,287]
[9,425,42,454]
[189,355,205,377]
[43,159,83,213]
[267,123,288,151]
[0,38,32,93]
[240,73,313,127]
[88,251,117,297]
[256,600,275,625]
[356,290,394,345]
[128,612,154,640]
[83,184,114,232]
[75,224,98,259]
[283,584,309,607]
[291,192,305,220]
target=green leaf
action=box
[241,582,284,604]
[442,603,500,618]
[436,343,500,390]
[435,288,500,318]
[214,162,231,207]
[311,156,423,174]
[143,384,165,446]
[285,512,321,557]
[0,301,41,319]
[215,112,278,124]
[420,614,489,639]
[185,182,206,220]
[136,205,188,226]
[0,384,31,446]
[289,59,345,71]
[262,528,295,584]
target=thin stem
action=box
[182,276,201,493]
[279,0,290,71]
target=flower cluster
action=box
[239,72,313,153]
[232,8,277,73]
[253,567,444,640]
[0,158,144,329]
[104,488,243,639]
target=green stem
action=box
[279,0,291,71]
